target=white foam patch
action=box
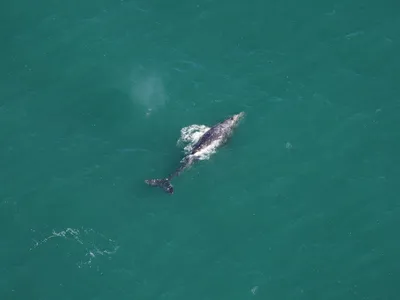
[177,124,221,161]
[177,124,209,152]
[192,138,222,161]
[30,227,119,272]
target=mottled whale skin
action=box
[145,112,245,194]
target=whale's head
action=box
[226,111,245,127]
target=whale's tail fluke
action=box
[145,178,174,194]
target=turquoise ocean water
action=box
[2,0,400,299]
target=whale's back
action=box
[190,125,223,155]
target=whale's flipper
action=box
[145,178,174,194]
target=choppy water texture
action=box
[1,0,400,299]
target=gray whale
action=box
[145,112,245,194]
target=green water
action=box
[2,0,400,299]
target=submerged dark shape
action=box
[144,178,174,194]
[144,112,245,194]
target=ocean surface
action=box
[1,0,400,299]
